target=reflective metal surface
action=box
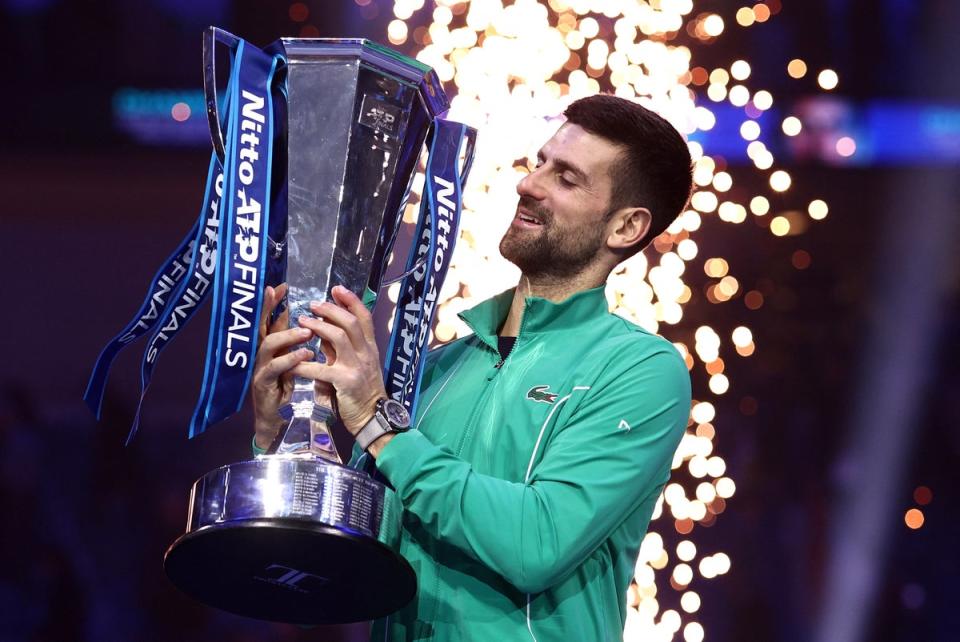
[186,455,399,544]
[202,27,240,165]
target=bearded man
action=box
[250,94,694,641]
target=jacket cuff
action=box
[374,430,434,495]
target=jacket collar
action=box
[459,285,608,347]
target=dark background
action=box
[1,1,957,640]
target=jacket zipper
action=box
[458,311,530,451]
[452,343,502,457]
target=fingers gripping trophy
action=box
[84,27,475,625]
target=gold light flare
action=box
[735,7,755,27]
[373,1,832,638]
[905,508,925,529]
[787,57,807,78]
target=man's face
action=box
[499,123,622,279]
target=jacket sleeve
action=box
[374,345,691,594]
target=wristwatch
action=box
[354,398,411,452]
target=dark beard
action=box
[499,198,607,279]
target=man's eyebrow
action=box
[537,151,590,185]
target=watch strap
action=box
[355,410,391,452]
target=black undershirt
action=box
[497,335,517,361]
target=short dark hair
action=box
[563,94,693,253]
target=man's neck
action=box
[499,270,606,337]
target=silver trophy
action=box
[163,29,467,625]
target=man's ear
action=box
[606,207,651,253]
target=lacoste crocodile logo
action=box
[526,385,558,404]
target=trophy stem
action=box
[275,377,341,463]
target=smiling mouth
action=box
[515,209,544,226]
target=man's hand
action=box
[292,285,387,436]
[250,283,315,450]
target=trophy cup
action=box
[156,29,475,625]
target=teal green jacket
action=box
[368,286,690,641]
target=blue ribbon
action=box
[189,41,281,437]
[125,157,225,444]
[83,216,199,419]
[383,119,474,418]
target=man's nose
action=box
[517,167,547,200]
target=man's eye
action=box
[558,174,575,187]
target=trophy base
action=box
[164,518,416,625]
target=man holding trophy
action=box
[86,30,691,637]
[252,94,693,641]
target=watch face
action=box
[382,399,411,429]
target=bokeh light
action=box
[750,195,770,216]
[905,508,925,530]
[735,7,755,27]
[684,621,705,642]
[770,169,792,192]
[752,89,773,110]
[782,115,802,136]
[740,120,761,141]
[288,2,309,22]
[836,136,857,157]
[170,102,191,122]
[808,199,829,220]
[680,591,701,613]
[730,60,751,80]
[387,19,409,44]
[703,14,724,37]
[787,58,807,78]
[770,215,791,236]
[817,68,839,90]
